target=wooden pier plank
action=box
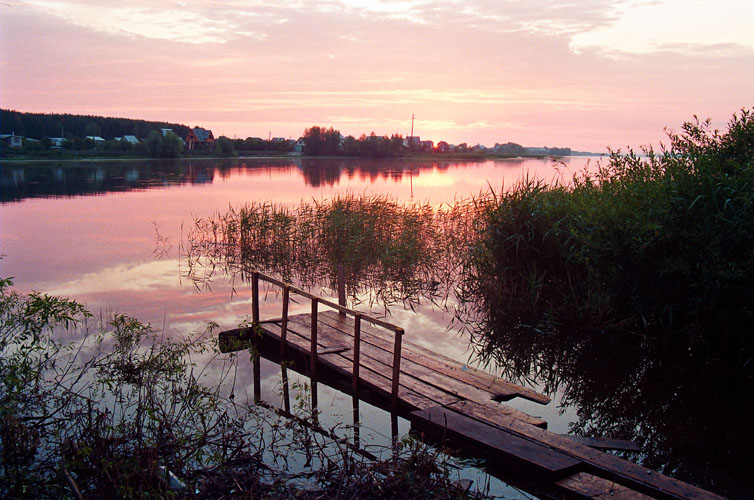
[317,310,550,404]
[561,435,641,453]
[556,472,654,499]
[258,320,460,411]
[410,406,580,477]
[283,313,548,428]
[466,407,726,500]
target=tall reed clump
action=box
[459,109,754,381]
[185,193,460,310]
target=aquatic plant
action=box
[183,193,471,312]
[458,109,754,382]
[0,277,487,499]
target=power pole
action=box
[410,113,414,137]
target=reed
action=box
[184,193,469,311]
[458,109,754,382]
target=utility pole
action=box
[410,113,414,137]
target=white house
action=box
[0,134,23,148]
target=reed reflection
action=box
[183,193,470,312]
[185,191,753,498]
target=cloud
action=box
[18,0,271,43]
[570,0,754,55]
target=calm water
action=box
[2,156,746,498]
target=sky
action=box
[1,0,752,152]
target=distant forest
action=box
[0,109,192,140]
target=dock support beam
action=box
[310,298,318,379]
[391,328,404,410]
[352,314,361,392]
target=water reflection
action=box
[456,294,754,498]
[183,194,467,311]
[185,192,751,498]
[1,158,536,203]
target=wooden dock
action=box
[219,271,724,500]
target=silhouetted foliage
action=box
[303,126,341,156]
[145,130,184,158]
[213,136,238,157]
[0,109,191,141]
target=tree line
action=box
[0,109,191,141]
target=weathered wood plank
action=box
[283,314,546,427]
[446,400,547,430]
[555,472,654,499]
[282,315,470,410]
[317,310,550,404]
[561,435,641,452]
[464,408,726,500]
[410,406,580,477]
[258,320,459,411]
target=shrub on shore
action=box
[459,109,754,380]
[0,277,486,499]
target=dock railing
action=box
[251,270,405,408]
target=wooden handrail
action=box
[250,269,404,408]
[255,272,404,333]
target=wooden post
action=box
[281,366,291,414]
[253,351,261,403]
[337,264,346,314]
[280,286,289,359]
[310,298,318,379]
[251,271,260,325]
[351,314,361,392]
[391,328,404,410]
[352,395,360,449]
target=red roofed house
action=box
[186,127,215,152]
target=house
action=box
[86,136,106,147]
[293,138,306,153]
[160,128,173,136]
[420,140,434,150]
[116,135,140,145]
[0,133,23,148]
[185,127,215,152]
[49,137,65,148]
[405,136,421,148]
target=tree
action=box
[145,130,184,158]
[303,126,341,156]
[85,122,102,138]
[214,136,237,157]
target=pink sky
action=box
[1,0,752,152]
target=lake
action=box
[1,155,746,498]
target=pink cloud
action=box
[2,0,752,151]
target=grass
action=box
[183,193,472,312]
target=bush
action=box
[145,130,184,158]
[213,136,237,157]
[460,109,754,379]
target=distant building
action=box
[86,136,106,145]
[116,135,140,144]
[185,127,215,152]
[49,137,65,148]
[405,136,421,148]
[160,128,173,136]
[420,140,434,150]
[0,133,23,148]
